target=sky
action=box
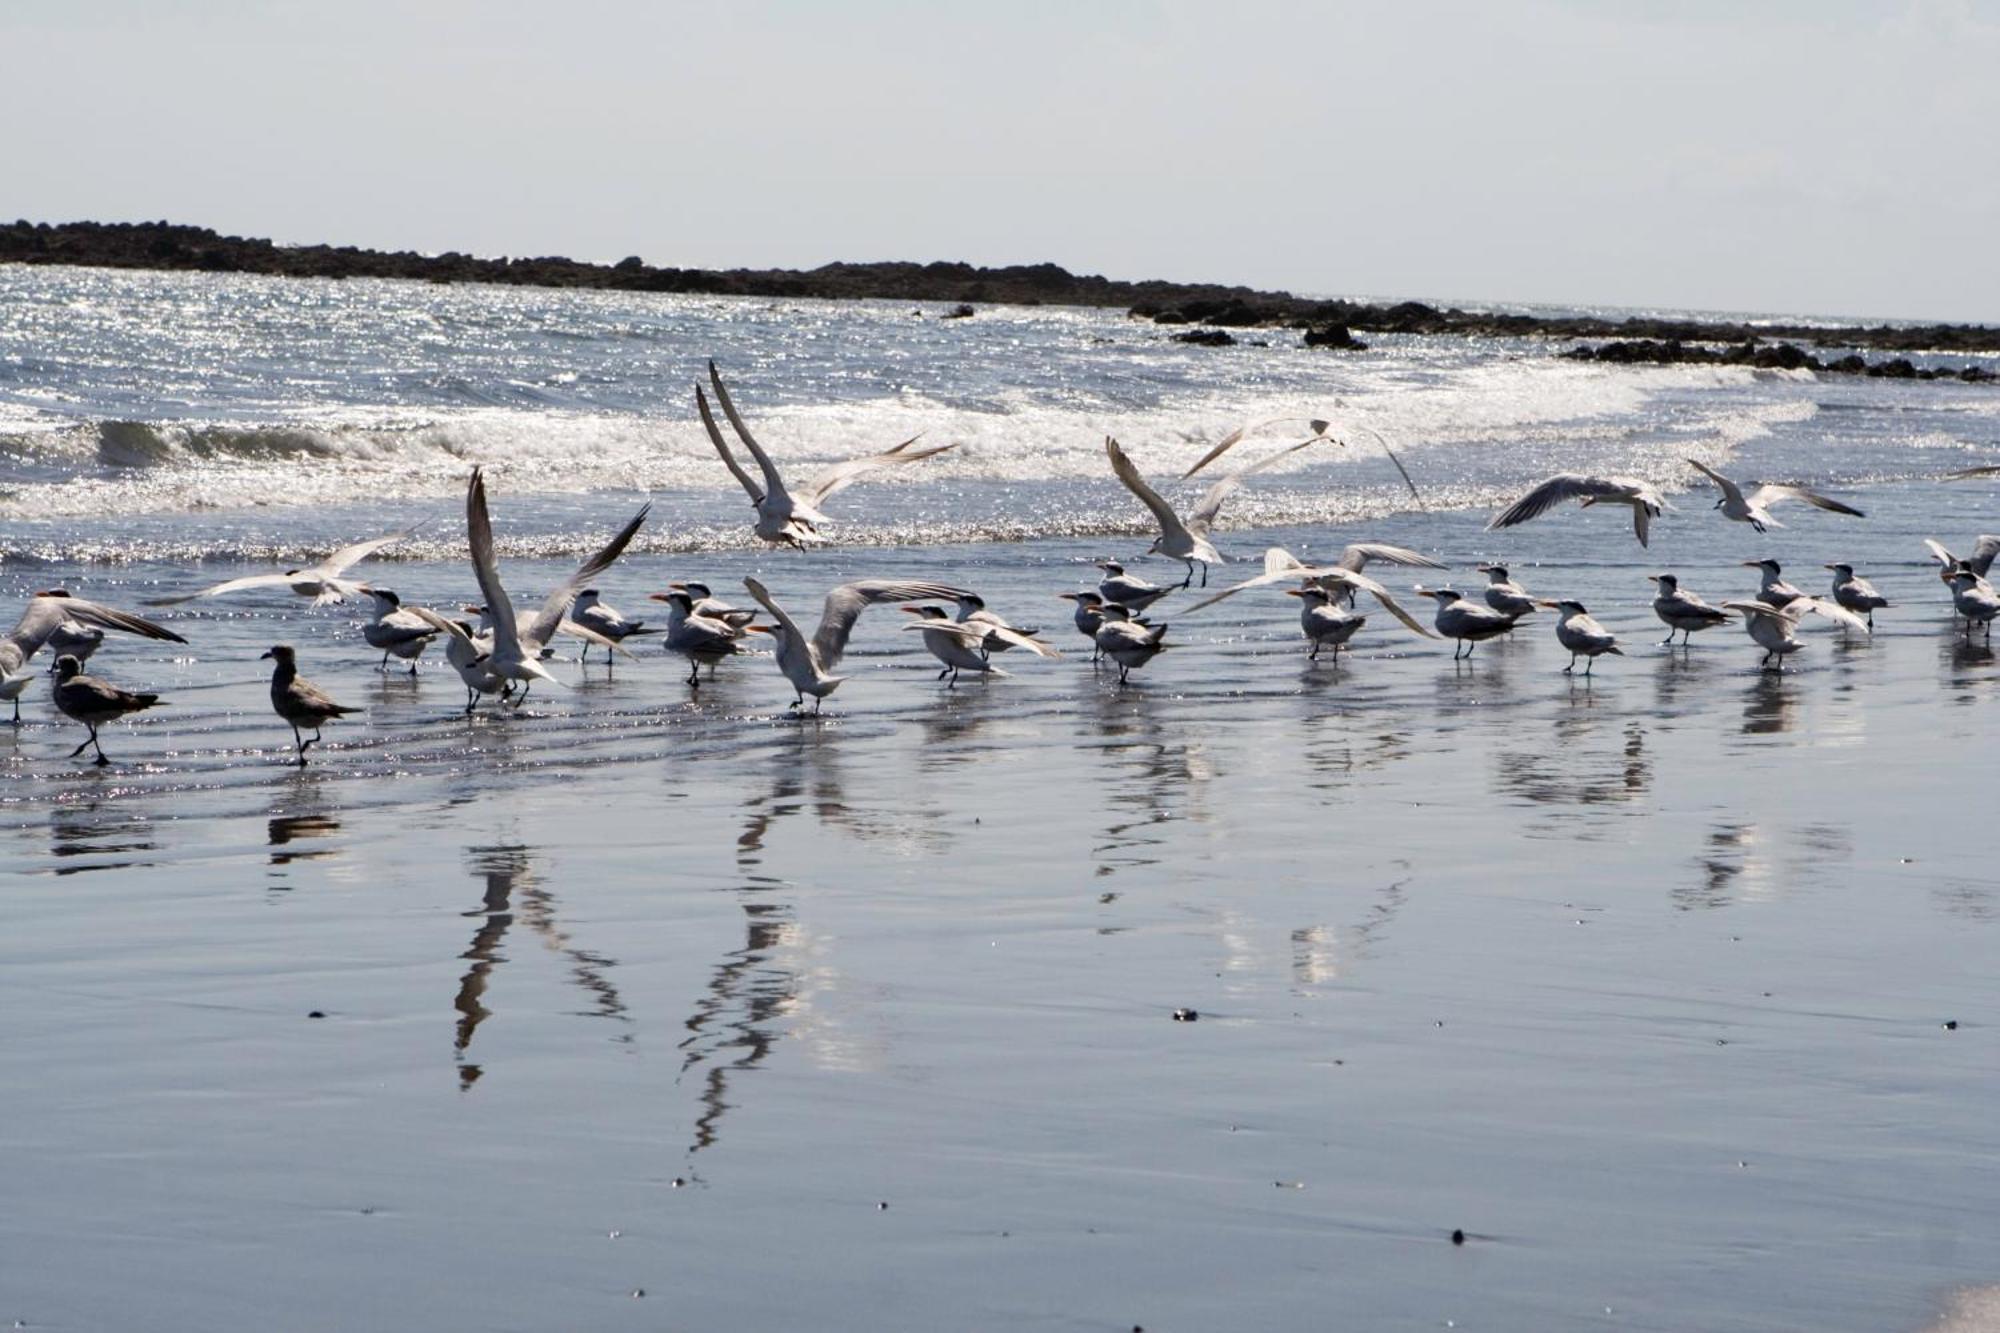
[4,1,1997,323]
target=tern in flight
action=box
[1487,475,1669,547]
[1686,459,1863,532]
[1179,415,1422,499]
[1105,434,1331,587]
[3,591,185,724]
[465,467,649,704]
[1183,546,1439,637]
[741,576,974,712]
[698,360,956,548]
[147,522,425,607]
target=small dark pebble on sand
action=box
[1172,1008,1198,1022]
[307,1010,325,1019]
[1452,1229,1466,1245]
[631,1289,645,1299]
[877,1201,889,1211]
[670,1177,686,1189]
[1944,1020,1958,1030]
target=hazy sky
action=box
[6,1,1997,321]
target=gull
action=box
[1286,586,1365,660]
[405,608,510,713]
[1183,543,1445,613]
[741,576,974,712]
[1475,564,1539,618]
[900,606,1009,685]
[362,589,438,673]
[647,589,749,686]
[1179,415,1423,499]
[1487,474,1668,547]
[1105,434,1328,586]
[261,644,362,764]
[1948,570,1999,638]
[1537,599,1624,674]
[1647,574,1732,646]
[3,591,186,724]
[571,589,662,668]
[1825,564,1889,629]
[52,655,164,766]
[1096,560,1170,614]
[147,522,424,607]
[1721,598,1870,670]
[1686,459,1864,532]
[1744,558,1808,609]
[1056,591,1108,661]
[1093,603,1170,684]
[466,467,649,704]
[699,360,956,548]
[1415,588,1520,659]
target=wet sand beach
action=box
[3,480,1996,1331]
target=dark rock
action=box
[1172,329,1236,347]
[1451,1229,1466,1245]
[1172,1007,1199,1022]
[1868,358,1918,379]
[941,303,975,319]
[307,1010,326,1019]
[1302,323,1368,350]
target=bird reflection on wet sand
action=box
[48,803,156,877]
[452,844,629,1090]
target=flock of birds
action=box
[6,361,1999,768]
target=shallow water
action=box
[3,468,1998,1329]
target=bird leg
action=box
[687,660,702,687]
[9,697,18,724]
[936,665,951,681]
[68,731,95,759]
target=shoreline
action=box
[7,218,2000,356]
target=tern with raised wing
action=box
[699,361,956,548]
[52,655,164,766]
[1183,544,1444,614]
[1687,459,1864,532]
[1179,415,1422,498]
[1948,571,1999,638]
[741,576,973,712]
[1647,574,1732,646]
[147,523,424,607]
[1722,597,1871,669]
[901,606,1008,685]
[1487,475,1668,546]
[465,467,648,704]
[3,591,186,724]
[1105,434,1327,587]
[406,607,510,712]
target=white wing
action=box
[144,571,297,606]
[1335,542,1446,573]
[1791,594,1872,634]
[707,361,791,506]
[1489,474,1640,530]
[742,577,810,655]
[695,383,766,503]
[1748,483,1864,517]
[1105,437,1193,548]
[812,580,976,670]
[466,467,523,657]
[1187,438,1328,534]
[9,595,188,654]
[313,522,427,578]
[1685,459,1746,506]
[1315,569,1438,638]
[522,503,651,647]
[798,436,958,508]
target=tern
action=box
[362,589,438,673]
[698,360,956,548]
[1105,434,1327,586]
[52,655,164,766]
[465,467,648,704]
[1476,565,1540,618]
[147,522,424,607]
[1415,588,1520,659]
[1487,474,1668,546]
[1721,598,1870,670]
[1057,591,1108,661]
[1183,543,1445,613]
[1923,535,2000,587]
[406,608,510,712]
[1825,563,1889,629]
[1948,571,1999,639]
[1096,561,1170,614]
[1178,415,1422,498]
[3,591,186,724]
[571,589,661,668]
[1093,603,1170,683]
[671,581,759,630]
[1744,558,1808,609]
[900,606,1008,685]
[1538,599,1624,674]
[261,645,362,764]
[648,589,749,686]
[1285,586,1365,661]
[1647,574,1732,646]
[741,576,973,712]
[1686,459,1864,532]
